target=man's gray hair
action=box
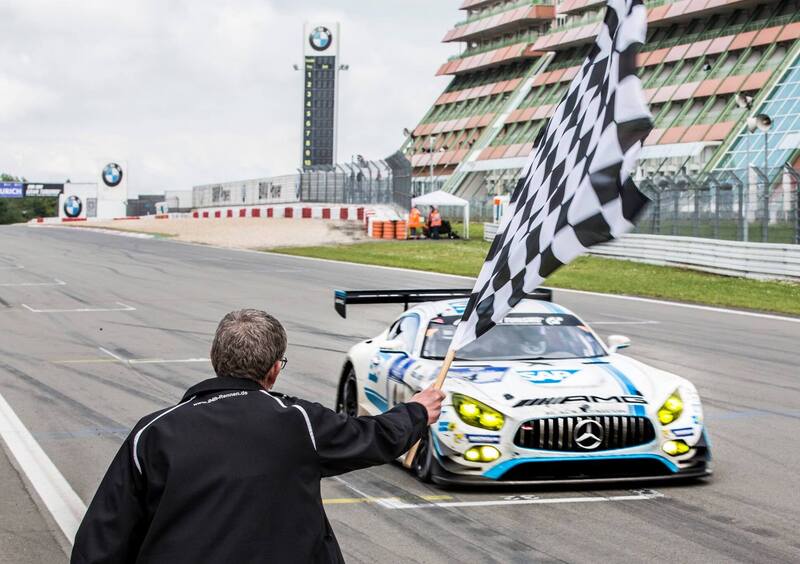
[211,309,287,382]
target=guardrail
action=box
[483,223,800,281]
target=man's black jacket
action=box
[71,376,428,563]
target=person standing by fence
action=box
[409,205,422,240]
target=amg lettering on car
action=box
[513,395,648,407]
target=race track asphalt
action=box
[0,224,798,563]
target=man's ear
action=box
[263,360,282,390]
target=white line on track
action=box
[97,347,209,365]
[22,302,136,313]
[330,476,399,509]
[129,358,209,364]
[327,475,665,510]
[587,320,660,325]
[0,392,86,545]
[385,490,665,510]
[0,278,66,287]
[98,347,127,363]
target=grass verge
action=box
[269,226,800,317]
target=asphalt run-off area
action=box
[0,225,799,563]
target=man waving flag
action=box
[451,0,653,352]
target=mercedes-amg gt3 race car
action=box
[334,289,711,485]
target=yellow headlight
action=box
[479,412,501,428]
[464,445,501,463]
[662,439,691,456]
[464,448,481,461]
[657,390,683,425]
[452,393,504,430]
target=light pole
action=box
[735,92,755,241]
[428,135,437,193]
[754,113,773,242]
[402,127,416,197]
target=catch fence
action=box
[634,165,800,245]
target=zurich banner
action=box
[0,182,24,198]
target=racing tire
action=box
[413,430,441,483]
[338,368,359,417]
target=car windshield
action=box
[421,313,606,361]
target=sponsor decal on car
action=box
[388,356,415,382]
[670,427,694,438]
[514,395,648,407]
[466,434,501,444]
[447,301,466,315]
[517,368,580,384]
[448,366,507,384]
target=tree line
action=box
[0,173,57,224]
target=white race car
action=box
[334,289,711,485]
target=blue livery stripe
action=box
[430,433,445,458]
[483,454,679,480]
[602,365,645,416]
[364,388,388,412]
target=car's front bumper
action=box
[429,433,711,487]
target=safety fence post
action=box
[737,183,745,241]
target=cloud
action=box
[0,0,459,194]
[0,75,59,122]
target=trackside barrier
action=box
[190,204,367,220]
[29,205,374,225]
[484,223,800,281]
[30,213,191,225]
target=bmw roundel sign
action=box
[102,162,123,187]
[64,195,83,218]
[309,26,332,51]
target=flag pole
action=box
[403,347,456,468]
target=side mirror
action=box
[607,335,631,353]
[379,338,407,355]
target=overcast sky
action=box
[0,0,461,194]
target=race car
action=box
[333,289,711,485]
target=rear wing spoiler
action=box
[334,288,552,319]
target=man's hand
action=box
[410,387,446,425]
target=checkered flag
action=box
[451,0,652,351]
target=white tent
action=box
[411,190,470,239]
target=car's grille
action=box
[514,416,655,452]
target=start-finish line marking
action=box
[325,476,665,510]
[382,490,665,510]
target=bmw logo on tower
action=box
[309,26,332,52]
[63,195,83,218]
[102,162,124,187]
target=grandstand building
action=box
[406,0,800,200]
